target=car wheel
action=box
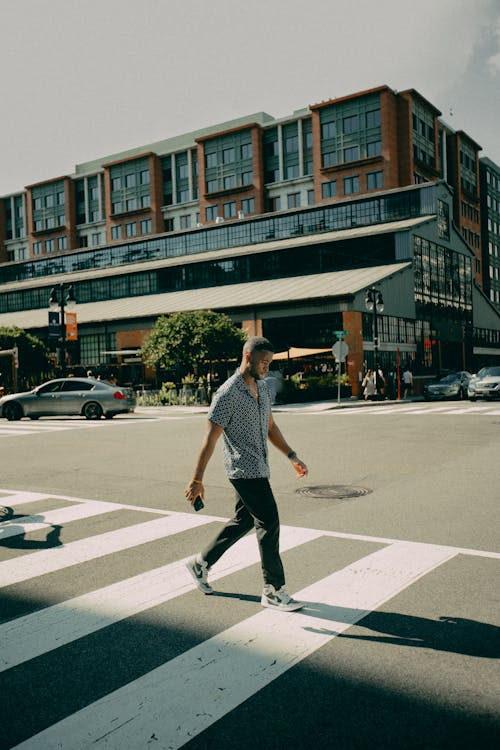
[105,413,114,420]
[3,402,22,421]
[83,402,103,420]
[469,397,476,402]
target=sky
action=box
[0,0,499,196]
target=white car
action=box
[468,366,500,401]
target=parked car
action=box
[468,366,500,401]
[0,377,136,420]
[423,371,472,401]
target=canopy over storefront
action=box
[273,347,332,360]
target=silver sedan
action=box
[0,378,136,421]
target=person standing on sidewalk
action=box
[185,336,309,612]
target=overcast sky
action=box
[0,0,499,197]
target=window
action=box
[177,189,190,203]
[222,148,235,164]
[206,205,217,221]
[112,177,121,191]
[179,215,191,229]
[141,218,152,234]
[343,115,359,134]
[285,136,298,153]
[33,241,42,255]
[269,196,281,211]
[45,238,54,253]
[344,175,359,195]
[366,171,383,190]
[285,164,300,179]
[307,189,315,205]
[241,197,255,214]
[223,175,236,190]
[241,143,252,160]
[141,195,151,208]
[287,192,301,209]
[140,170,150,185]
[125,174,136,188]
[206,152,218,168]
[45,194,54,208]
[125,222,137,238]
[111,225,121,240]
[367,141,382,157]
[322,180,336,199]
[366,109,381,128]
[112,201,122,214]
[344,146,360,162]
[323,151,337,168]
[242,171,253,185]
[206,180,217,193]
[126,198,137,211]
[58,235,67,250]
[321,122,336,139]
[223,201,236,218]
[91,232,102,246]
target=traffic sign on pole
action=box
[332,341,349,360]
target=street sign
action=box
[333,330,350,338]
[332,341,349,360]
[48,311,60,338]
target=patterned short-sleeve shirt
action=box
[208,370,272,479]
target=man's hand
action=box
[291,457,308,478]
[185,479,204,507]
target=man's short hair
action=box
[243,336,275,355]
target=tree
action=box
[142,311,246,376]
[0,327,50,390]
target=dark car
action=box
[468,366,500,400]
[0,377,136,421]
[423,371,472,401]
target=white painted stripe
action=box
[0,491,52,507]
[0,429,38,436]
[450,406,496,414]
[0,513,218,588]
[0,525,322,672]
[0,501,125,540]
[485,409,500,415]
[12,541,456,750]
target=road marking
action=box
[12,541,457,750]
[0,525,322,672]
[0,500,127,540]
[0,512,218,588]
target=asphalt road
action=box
[1,400,499,749]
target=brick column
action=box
[342,311,364,398]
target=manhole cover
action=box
[296,485,372,500]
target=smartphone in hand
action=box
[193,495,204,511]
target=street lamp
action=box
[365,286,384,363]
[48,284,76,376]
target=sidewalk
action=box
[135,397,422,415]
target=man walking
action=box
[185,336,308,611]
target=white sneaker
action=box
[261,584,303,612]
[186,556,213,595]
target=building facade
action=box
[0,84,498,392]
[479,157,500,311]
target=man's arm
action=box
[268,412,308,477]
[185,420,224,506]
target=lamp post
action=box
[365,287,384,365]
[48,284,76,377]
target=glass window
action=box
[111,225,121,239]
[321,122,336,139]
[242,171,253,185]
[343,115,359,134]
[58,235,67,250]
[285,164,300,179]
[241,143,252,160]
[125,222,136,237]
[126,198,137,211]
[141,218,152,234]
[206,179,217,193]
[366,109,381,128]
[344,176,359,195]
[34,197,42,210]
[111,177,121,191]
[285,136,298,153]
[223,201,236,218]
[33,241,42,255]
[45,238,54,253]
[140,170,150,185]
[367,141,382,157]
[206,152,218,168]
[367,171,383,190]
[322,180,336,199]
[141,195,150,208]
[287,192,301,209]
[125,173,136,188]
[344,146,360,162]
[323,151,337,168]
[223,147,235,164]
[177,189,190,203]
[241,197,255,214]
[223,175,236,190]
[112,201,122,214]
[180,215,191,229]
[206,205,217,221]
[57,191,65,205]
[307,189,315,205]
[45,194,54,208]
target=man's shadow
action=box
[299,602,500,659]
[0,509,63,550]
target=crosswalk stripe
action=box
[0,512,219,588]
[12,541,457,750]
[0,491,53,507]
[0,525,322,673]
[0,500,126,540]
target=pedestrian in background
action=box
[185,336,308,612]
[403,367,413,399]
[374,363,386,400]
[362,369,376,400]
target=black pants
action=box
[201,477,285,590]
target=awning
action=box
[273,347,332,360]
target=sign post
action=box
[332,339,349,404]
